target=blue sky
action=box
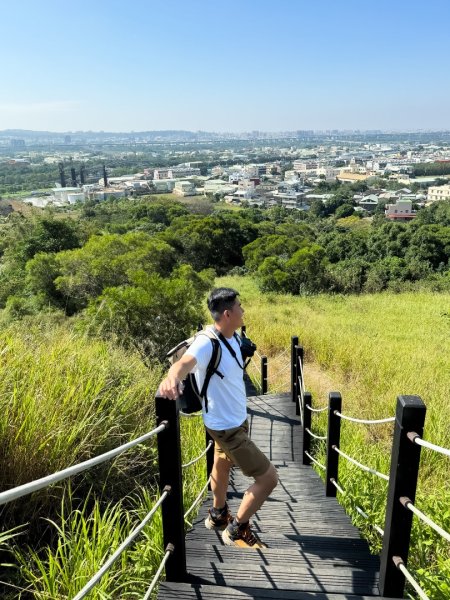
[1,0,450,132]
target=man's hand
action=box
[159,354,197,400]
[159,373,183,400]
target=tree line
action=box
[0,195,449,365]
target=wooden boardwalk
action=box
[159,393,393,599]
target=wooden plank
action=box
[159,582,395,599]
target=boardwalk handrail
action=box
[334,410,395,425]
[142,544,174,600]
[407,431,450,457]
[72,487,171,600]
[290,337,444,599]
[0,422,168,507]
[182,440,214,468]
[332,445,390,481]
[184,476,212,519]
[400,496,450,543]
[330,478,384,536]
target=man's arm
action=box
[159,353,197,400]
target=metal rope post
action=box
[155,395,187,582]
[302,391,312,465]
[261,355,268,395]
[205,428,214,491]
[290,335,298,404]
[325,392,342,497]
[379,395,426,598]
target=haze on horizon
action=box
[1,0,449,133]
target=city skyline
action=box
[2,0,450,133]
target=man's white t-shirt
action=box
[186,330,247,431]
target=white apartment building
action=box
[427,184,450,203]
[385,199,416,221]
[293,160,318,173]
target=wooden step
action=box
[158,582,396,599]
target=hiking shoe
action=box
[222,520,267,549]
[204,503,232,531]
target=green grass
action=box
[0,317,208,599]
[218,275,450,598]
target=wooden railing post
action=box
[241,325,246,337]
[291,335,299,403]
[302,391,312,465]
[205,428,214,490]
[325,392,342,497]
[261,356,268,394]
[379,395,426,598]
[155,395,187,582]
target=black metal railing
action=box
[291,334,448,600]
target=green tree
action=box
[84,265,214,364]
[55,233,177,312]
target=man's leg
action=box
[204,450,234,531]
[210,452,233,509]
[236,463,278,523]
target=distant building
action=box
[337,171,370,183]
[7,158,30,166]
[173,181,196,196]
[167,167,201,179]
[385,199,416,221]
[357,194,379,211]
[427,184,450,203]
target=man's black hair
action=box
[207,287,239,322]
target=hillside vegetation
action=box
[0,193,449,597]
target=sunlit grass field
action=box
[219,275,450,598]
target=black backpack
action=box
[166,328,243,414]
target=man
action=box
[160,287,278,548]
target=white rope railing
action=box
[334,411,395,425]
[142,544,174,600]
[0,423,168,507]
[330,479,384,536]
[267,362,291,379]
[408,432,450,458]
[306,404,327,413]
[393,557,430,600]
[73,487,170,600]
[253,349,262,361]
[248,359,261,378]
[305,427,327,441]
[400,496,450,543]
[297,377,304,405]
[184,476,211,519]
[297,356,304,384]
[304,451,326,470]
[332,446,389,481]
[182,441,213,468]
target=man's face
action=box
[225,298,245,329]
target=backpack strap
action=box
[195,330,224,413]
[214,328,244,370]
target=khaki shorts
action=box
[206,419,271,478]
